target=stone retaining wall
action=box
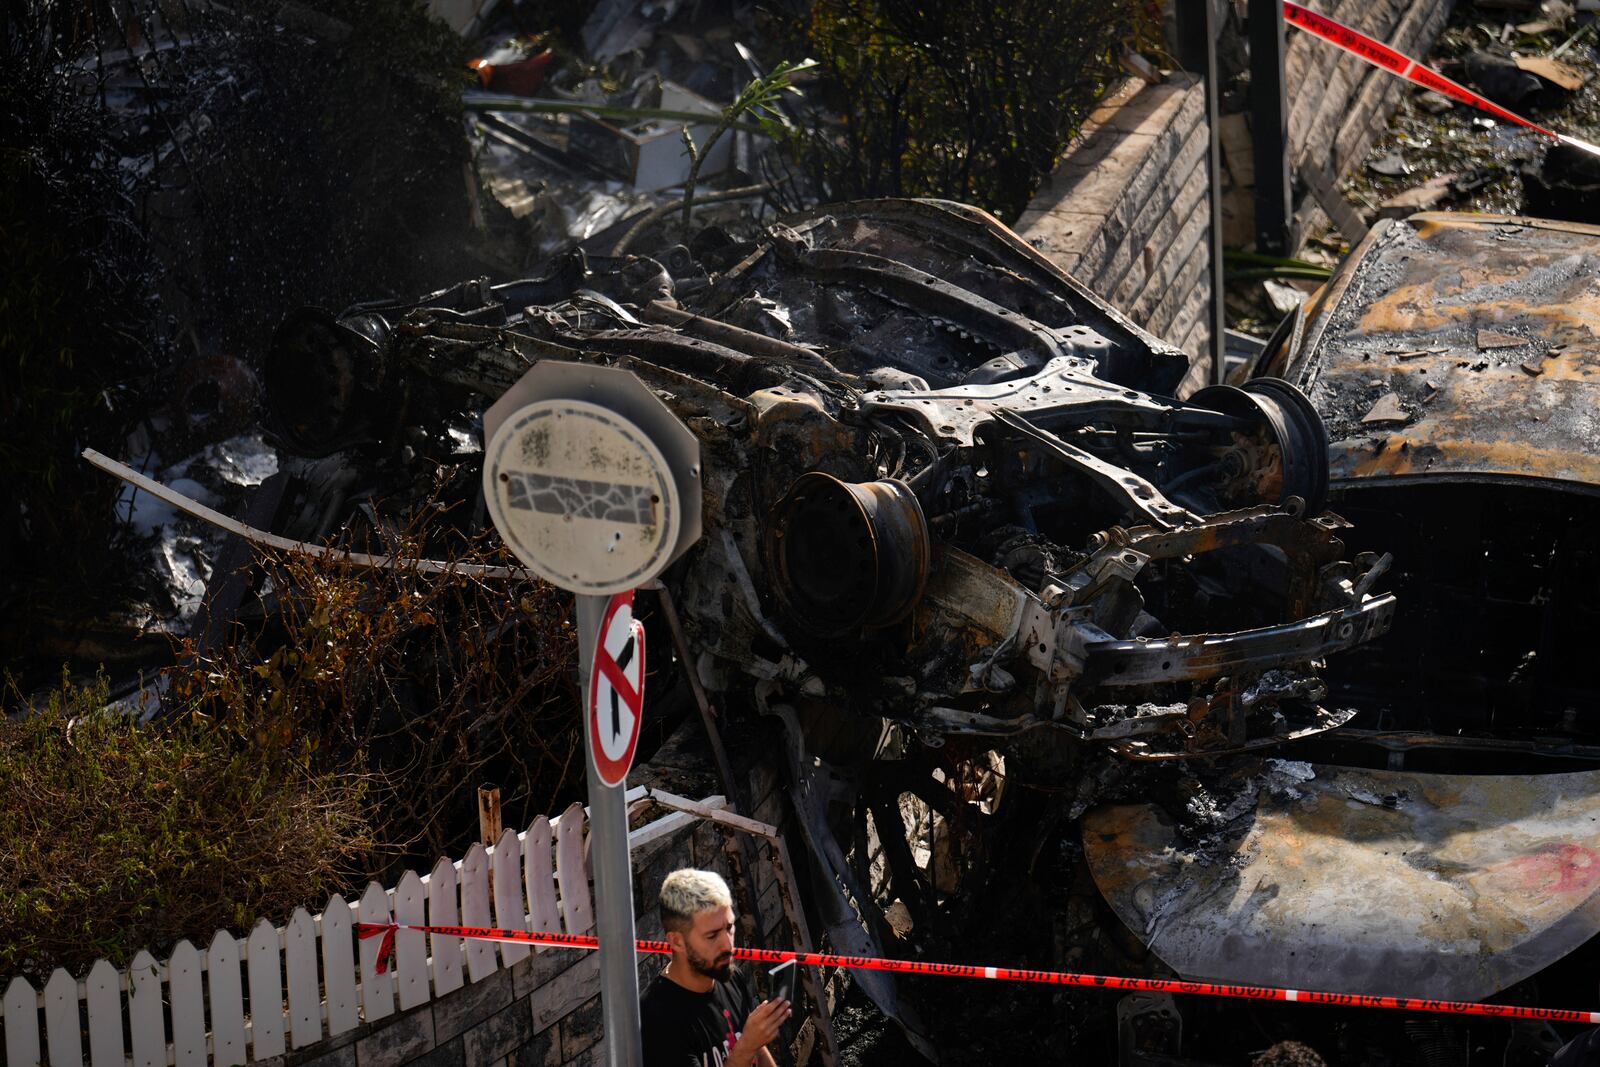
[1286,0,1455,199]
[1015,75,1212,362]
[1013,0,1453,366]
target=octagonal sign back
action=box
[482,363,701,595]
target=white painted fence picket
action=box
[426,859,464,996]
[285,910,322,1048]
[556,801,596,935]
[318,896,360,1039]
[458,843,497,981]
[246,920,287,1060]
[42,970,80,1067]
[208,931,247,1067]
[128,951,164,1067]
[392,873,430,1012]
[4,786,709,1066]
[84,960,121,1067]
[169,941,207,1065]
[5,974,41,1067]
[492,827,531,967]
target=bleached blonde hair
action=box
[659,868,733,933]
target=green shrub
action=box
[796,0,1151,220]
[0,673,373,979]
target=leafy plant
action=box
[170,499,585,864]
[0,672,373,979]
[679,58,819,225]
[794,0,1150,219]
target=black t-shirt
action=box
[640,968,759,1067]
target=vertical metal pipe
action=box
[578,593,643,1067]
[1249,0,1293,254]
[1200,0,1230,385]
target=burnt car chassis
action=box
[252,200,1600,1058]
[266,199,1391,760]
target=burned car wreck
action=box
[242,200,1600,1058]
[265,198,1393,763]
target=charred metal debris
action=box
[262,198,1393,764]
[252,197,1402,1055]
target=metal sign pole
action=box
[1200,0,1231,385]
[481,362,700,1067]
[578,592,643,1067]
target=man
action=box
[641,868,791,1066]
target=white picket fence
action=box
[2,787,719,1067]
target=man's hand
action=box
[727,999,791,1067]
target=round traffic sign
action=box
[587,592,646,787]
[484,399,682,595]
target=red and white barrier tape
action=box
[355,923,1600,1025]
[1284,1,1600,157]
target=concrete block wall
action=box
[1011,0,1452,364]
[1014,74,1212,362]
[1285,0,1454,192]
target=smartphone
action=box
[767,958,796,1005]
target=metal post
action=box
[1249,0,1293,254]
[1172,0,1208,75]
[1200,0,1230,385]
[578,593,643,1067]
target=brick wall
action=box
[268,766,799,1067]
[1011,0,1453,367]
[1014,75,1213,363]
[1285,0,1454,194]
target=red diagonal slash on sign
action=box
[596,641,642,719]
[1284,1,1600,158]
[588,591,646,786]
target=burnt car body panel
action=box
[1258,211,1600,739]
[1274,212,1600,494]
[1087,211,1600,1008]
[1085,764,1600,1001]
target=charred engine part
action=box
[261,198,1393,762]
[1181,378,1329,515]
[1117,992,1182,1066]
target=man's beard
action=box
[687,946,734,982]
